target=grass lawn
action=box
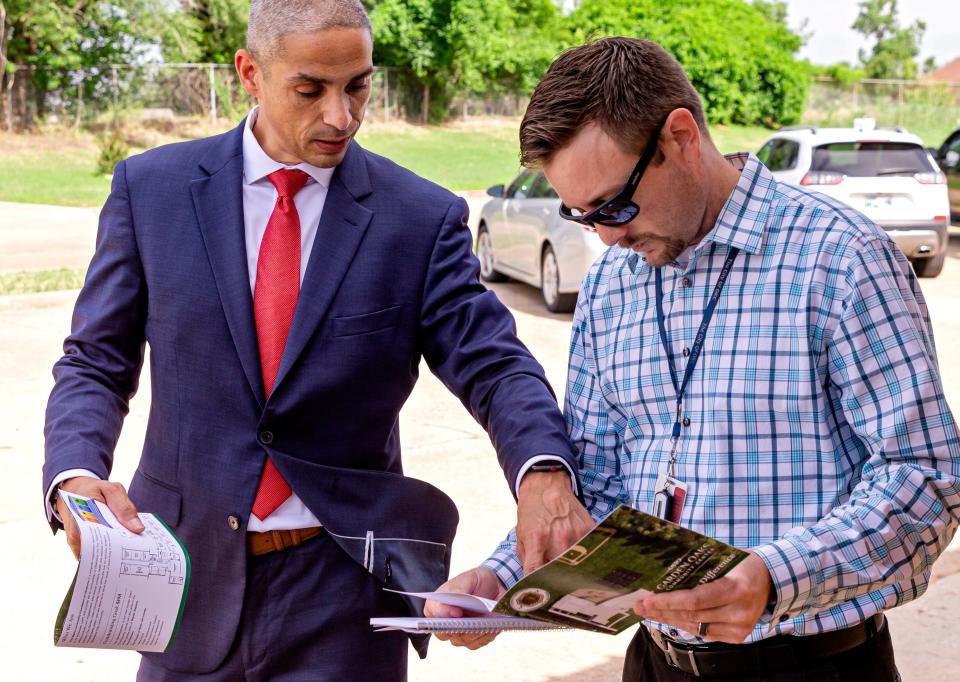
[0,268,86,295]
[0,121,776,208]
[0,143,112,208]
[356,122,525,191]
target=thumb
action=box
[102,482,144,533]
[424,601,463,618]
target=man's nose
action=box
[321,91,352,132]
[596,224,627,246]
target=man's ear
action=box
[235,49,263,99]
[662,108,702,162]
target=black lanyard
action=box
[654,247,740,465]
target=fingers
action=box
[427,567,505,650]
[56,498,81,560]
[517,474,593,576]
[521,533,547,576]
[639,579,731,613]
[424,601,463,619]
[100,481,144,533]
[434,632,499,649]
[634,559,772,645]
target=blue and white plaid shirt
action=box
[484,153,960,643]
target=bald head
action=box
[247,0,371,62]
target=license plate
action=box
[863,194,895,209]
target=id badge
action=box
[652,474,688,524]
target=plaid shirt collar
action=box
[627,152,774,274]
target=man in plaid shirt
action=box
[427,38,960,679]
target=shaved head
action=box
[247,0,371,62]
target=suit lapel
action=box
[190,123,266,407]
[271,143,373,395]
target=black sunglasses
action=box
[558,117,667,230]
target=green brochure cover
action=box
[493,505,749,634]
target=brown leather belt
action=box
[246,527,324,556]
[646,613,885,678]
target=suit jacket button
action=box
[227,515,240,531]
[259,430,274,445]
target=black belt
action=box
[646,613,885,678]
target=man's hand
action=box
[424,567,505,650]
[516,470,594,575]
[633,553,774,644]
[55,476,144,560]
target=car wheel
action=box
[476,225,507,282]
[913,251,945,278]
[541,245,578,313]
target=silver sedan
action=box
[476,168,608,313]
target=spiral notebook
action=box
[370,590,568,633]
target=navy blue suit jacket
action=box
[43,122,576,673]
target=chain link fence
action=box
[0,63,528,132]
[5,66,955,142]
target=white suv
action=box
[757,119,950,277]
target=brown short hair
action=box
[520,37,708,168]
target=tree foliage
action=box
[852,0,925,80]
[1,0,815,129]
[0,0,193,128]
[178,0,249,64]
[371,0,566,122]
[566,0,810,126]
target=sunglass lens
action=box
[594,205,638,226]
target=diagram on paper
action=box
[119,547,185,585]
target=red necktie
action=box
[251,168,310,521]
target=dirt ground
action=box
[1,201,959,681]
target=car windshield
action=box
[810,142,932,177]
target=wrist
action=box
[519,468,572,495]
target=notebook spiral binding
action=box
[416,617,566,633]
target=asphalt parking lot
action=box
[1,200,958,680]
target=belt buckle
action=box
[656,633,701,677]
[675,645,701,677]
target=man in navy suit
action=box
[42,1,593,679]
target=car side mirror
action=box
[946,150,960,170]
[486,184,505,198]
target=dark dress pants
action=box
[138,531,409,681]
[622,620,900,682]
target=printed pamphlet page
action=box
[54,491,190,652]
[372,504,747,635]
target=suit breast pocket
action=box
[332,305,402,338]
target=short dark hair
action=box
[520,37,708,168]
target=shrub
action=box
[95,127,130,175]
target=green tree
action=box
[852,0,925,80]
[178,0,249,63]
[567,0,810,127]
[0,0,194,130]
[372,0,566,123]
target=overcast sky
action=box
[783,0,959,68]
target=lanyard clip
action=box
[671,402,683,440]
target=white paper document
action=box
[54,491,190,652]
[370,590,566,634]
